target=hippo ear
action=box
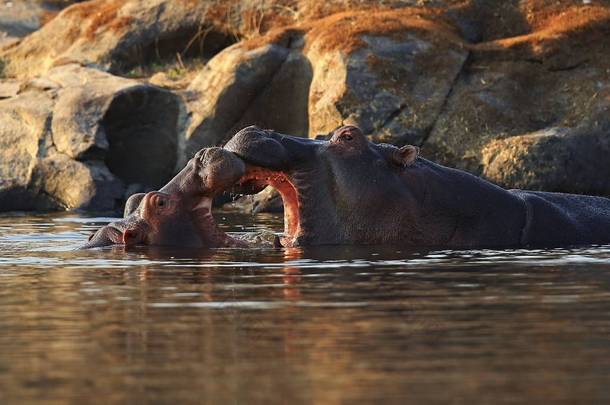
[395,145,419,167]
[124,193,146,217]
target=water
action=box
[1,212,610,404]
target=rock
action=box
[304,9,468,145]
[482,124,610,195]
[0,65,184,212]
[30,155,124,211]
[0,91,54,211]
[0,0,235,80]
[0,0,327,81]
[0,87,125,212]
[48,64,182,187]
[235,41,312,141]
[181,8,469,160]
[181,42,292,163]
[425,5,610,174]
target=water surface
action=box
[1,212,610,404]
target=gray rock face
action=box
[306,32,468,145]
[47,65,182,186]
[30,155,124,211]
[0,0,232,80]
[0,65,183,212]
[0,91,55,211]
[181,43,295,164]
[425,5,610,174]
[482,124,610,195]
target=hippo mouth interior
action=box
[235,165,300,247]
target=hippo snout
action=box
[225,126,291,170]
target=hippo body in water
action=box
[83,125,610,249]
[224,125,610,248]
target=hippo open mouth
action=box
[234,166,301,247]
[224,127,324,247]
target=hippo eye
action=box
[334,133,353,143]
[157,199,166,208]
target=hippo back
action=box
[511,190,610,246]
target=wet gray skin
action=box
[82,148,248,249]
[225,125,610,248]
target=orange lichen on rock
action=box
[302,7,464,55]
[519,0,597,30]
[39,10,60,26]
[241,27,304,51]
[62,0,131,40]
[240,6,466,54]
[476,5,610,52]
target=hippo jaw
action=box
[235,166,303,247]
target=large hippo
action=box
[224,125,610,248]
[82,148,248,249]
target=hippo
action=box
[83,125,610,250]
[82,148,248,249]
[223,125,610,248]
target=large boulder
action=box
[482,122,610,195]
[46,64,182,186]
[304,9,468,145]
[30,155,123,211]
[0,91,56,211]
[0,64,183,212]
[425,5,610,174]
[182,42,289,161]
[180,30,312,164]
[0,0,235,80]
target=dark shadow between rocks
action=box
[231,50,314,140]
[103,86,180,189]
[110,28,237,75]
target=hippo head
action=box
[225,125,421,246]
[81,148,247,249]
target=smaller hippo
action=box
[82,148,248,249]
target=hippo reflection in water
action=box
[83,125,610,249]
